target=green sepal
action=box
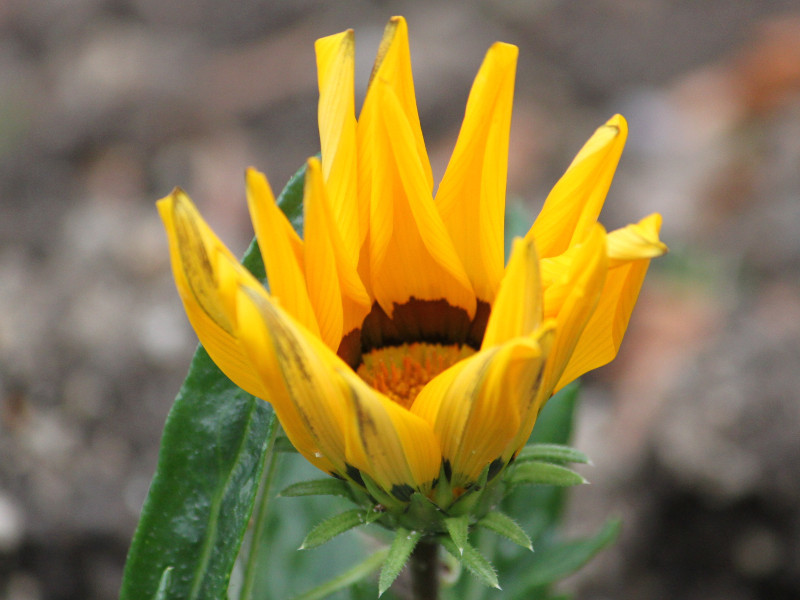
[504,460,587,489]
[443,515,470,555]
[280,478,353,500]
[477,511,533,551]
[378,528,423,597]
[360,472,407,513]
[152,567,173,600]
[292,548,389,600]
[515,443,590,465]
[299,509,373,550]
[440,536,500,590]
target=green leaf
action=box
[528,382,580,446]
[444,515,470,555]
[515,444,590,465]
[274,435,300,453]
[300,509,372,550]
[280,478,353,500]
[120,162,308,600]
[378,528,423,596]
[441,537,500,590]
[518,518,621,590]
[477,511,532,551]
[119,347,275,600]
[152,567,173,600]
[293,548,389,600]
[505,461,588,488]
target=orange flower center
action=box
[357,342,475,409]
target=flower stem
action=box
[410,539,439,600]
[238,420,280,600]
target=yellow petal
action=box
[362,16,432,190]
[412,331,550,488]
[482,236,542,349]
[554,214,666,389]
[607,213,667,267]
[526,115,627,258]
[234,282,349,476]
[365,80,476,318]
[337,367,440,495]
[157,189,268,399]
[303,159,371,349]
[436,42,518,303]
[315,30,360,265]
[245,168,321,338]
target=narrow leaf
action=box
[477,511,532,551]
[292,548,389,600]
[441,537,500,589]
[300,509,370,550]
[280,478,353,499]
[378,528,423,596]
[444,515,470,555]
[518,518,621,589]
[120,162,307,600]
[505,461,587,488]
[516,443,590,465]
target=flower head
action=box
[158,17,666,516]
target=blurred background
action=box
[2,1,799,599]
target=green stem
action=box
[410,539,439,600]
[239,422,281,600]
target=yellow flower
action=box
[158,17,666,506]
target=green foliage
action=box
[378,529,422,596]
[123,162,619,600]
[300,509,378,550]
[477,512,532,551]
[504,461,588,489]
[440,537,499,590]
[120,163,307,600]
[281,478,354,500]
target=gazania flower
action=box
[158,17,665,511]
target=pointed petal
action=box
[527,115,627,258]
[506,224,608,459]
[245,168,320,338]
[158,189,268,399]
[303,159,372,348]
[338,368,441,494]
[363,16,432,189]
[607,213,667,267]
[365,80,476,318]
[234,282,349,475]
[412,330,551,488]
[482,236,542,349]
[436,42,518,303]
[303,159,344,349]
[555,214,666,388]
[315,30,360,266]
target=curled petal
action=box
[527,115,627,258]
[506,223,608,459]
[436,42,518,303]
[412,326,552,488]
[158,189,268,399]
[338,368,441,495]
[234,283,349,475]
[364,78,476,318]
[555,214,667,389]
[482,236,542,349]
[315,30,360,264]
[245,168,320,338]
